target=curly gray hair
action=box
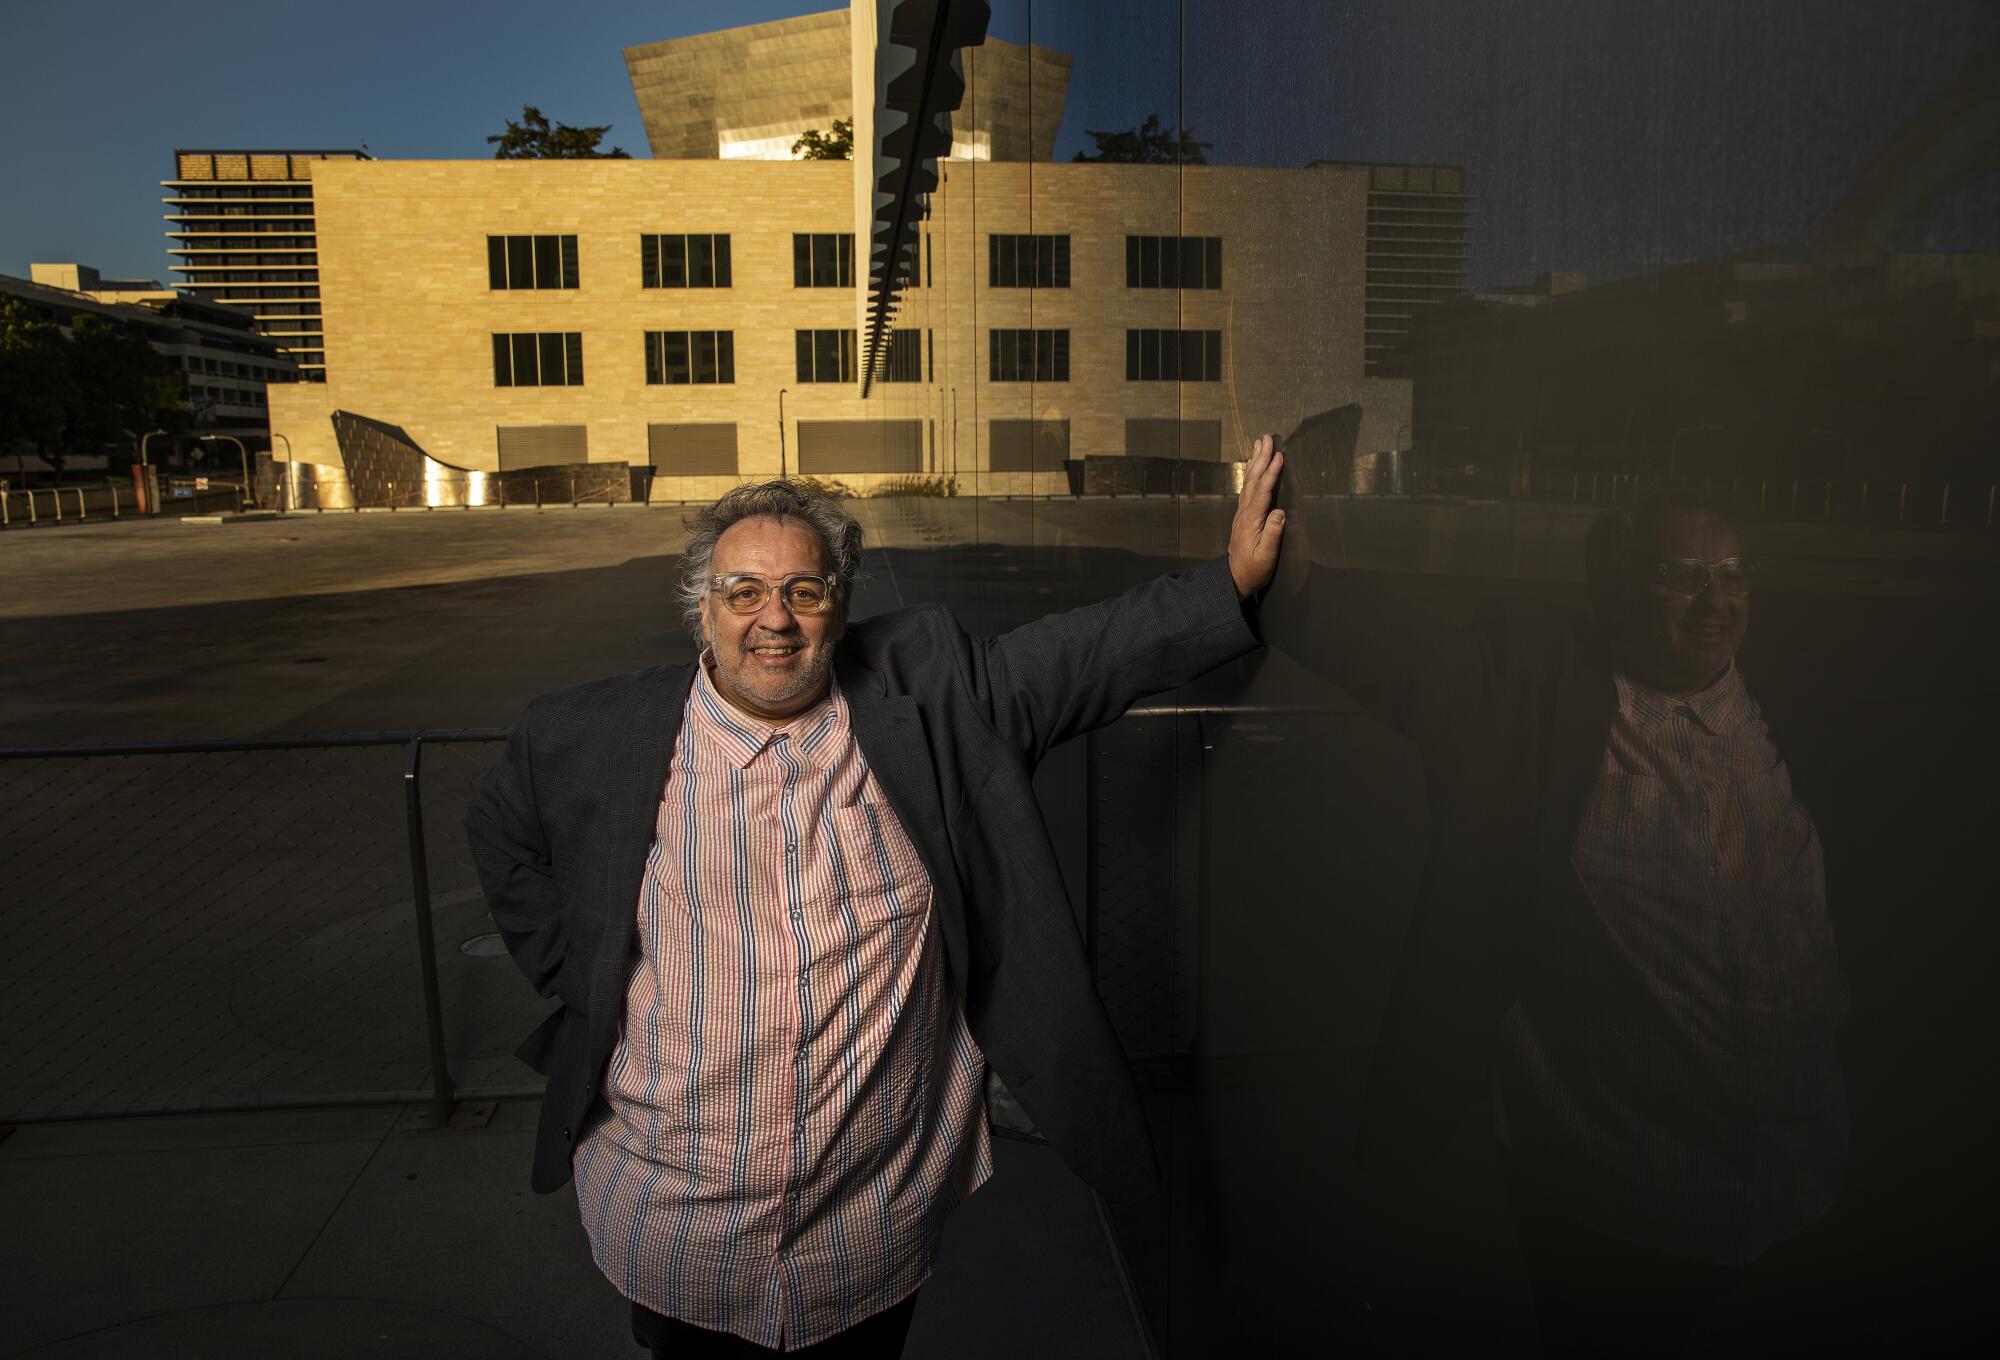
[677,479,864,644]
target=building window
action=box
[989,234,1070,288]
[492,331,585,386]
[1125,235,1222,289]
[486,234,580,290]
[879,328,926,383]
[1125,329,1222,381]
[641,234,732,288]
[645,330,735,384]
[795,329,857,383]
[989,329,1069,383]
[793,233,855,288]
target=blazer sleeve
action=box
[968,554,1261,766]
[464,700,589,1011]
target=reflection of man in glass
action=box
[1291,452,1849,1353]
[468,468,1286,1357]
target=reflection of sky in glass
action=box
[995,0,2000,288]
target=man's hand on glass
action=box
[1228,433,1287,601]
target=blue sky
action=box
[4,1,1996,291]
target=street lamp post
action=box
[777,389,788,479]
[139,429,169,467]
[199,435,251,508]
[271,433,293,512]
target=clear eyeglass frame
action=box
[1647,556,1758,598]
[709,572,837,615]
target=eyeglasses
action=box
[710,572,837,615]
[1646,557,1758,598]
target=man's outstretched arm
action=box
[966,435,1288,763]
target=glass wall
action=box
[867,1,1999,1351]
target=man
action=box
[1297,462,1848,1354]
[466,450,1286,1356]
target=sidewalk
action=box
[0,1100,1148,1360]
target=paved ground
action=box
[0,1103,1144,1360]
[4,496,1996,1352]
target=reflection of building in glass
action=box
[1310,162,1472,377]
[625,9,1070,163]
[3,264,299,467]
[268,12,1410,499]
[161,149,370,382]
[1395,249,2000,493]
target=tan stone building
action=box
[268,10,1412,503]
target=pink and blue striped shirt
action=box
[572,663,992,1348]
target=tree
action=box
[792,118,854,161]
[66,314,184,456]
[487,105,632,159]
[0,298,80,471]
[1072,113,1212,165]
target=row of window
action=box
[185,356,295,381]
[487,327,1221,387]
[480,232,1225,292]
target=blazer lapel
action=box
[589,663,696,1036]
[839,657,969,998]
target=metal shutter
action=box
[988,419,1070,472]
[647,423,739,475]
[495,425,588,470]
[1124,418,1223,460]
[796,420,923,474]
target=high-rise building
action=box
[1312,162,1472,377]
[161,149,370,382]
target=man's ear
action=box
[697,595,714,649]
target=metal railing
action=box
[0,729,513,1124]
[1524,470,1998,531]
[1,481,137,529]
[0,714,1216,1126]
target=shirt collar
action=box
[1614,661,1750,737]
[691,652,844,769]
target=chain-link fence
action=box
[0,720,1192,1125]
[0,731,553,1122]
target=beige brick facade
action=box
[269,157,1408,500]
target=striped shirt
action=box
[1496,664,1848,1265]
[573,663,992,1348]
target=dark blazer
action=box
[466,555,1258,1203]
